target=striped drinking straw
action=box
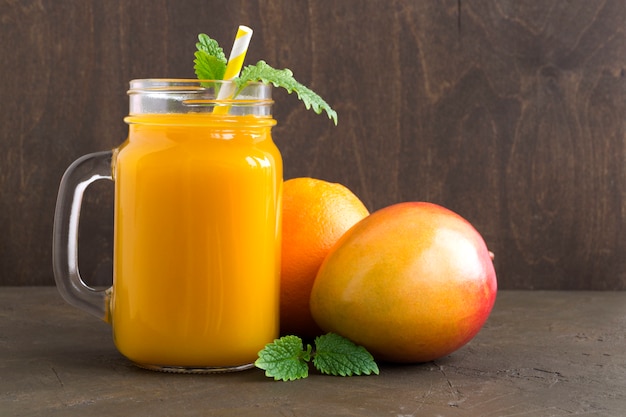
[223,25,253,81]
[214,25,253,112]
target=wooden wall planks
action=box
[0,0,624,288]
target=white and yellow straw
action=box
[223,25,253,81]
[215,25,253,111]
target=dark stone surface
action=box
[1,287,625,416]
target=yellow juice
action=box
[110,113,282,368]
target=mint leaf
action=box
[191,33,338,125]
[313,333,380,376]
[194,52,226,81]
[255,333,379,381]
[193,34,226,81]
[237,60,338,125]
[195,33,226,63]
[255,336,312,381]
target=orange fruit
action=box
[280,177,370,338]
[310,202,497,362]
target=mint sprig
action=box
[255,333,379,381]
[193,33,338,125]
[193,34,227,81]
[237,60,338,125]
[254,335,311,381]
[312,333,379,376]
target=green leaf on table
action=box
[255,335,312,381]
[255,333,379,381]
[313,333,380,376]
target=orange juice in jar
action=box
[53,80,282,373]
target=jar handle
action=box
[52,151,114,322]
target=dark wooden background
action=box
[1,0,624,289]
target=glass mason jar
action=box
[53,79,282,373]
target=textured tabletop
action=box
[1,288,625,416]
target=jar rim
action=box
[128,79,269,93]
[127,79,273,116]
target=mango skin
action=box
[310,202,497,363]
